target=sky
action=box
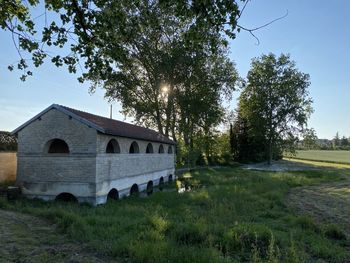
[1,0,349,139]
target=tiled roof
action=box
[60,105,175,145]
[12,104,175,145]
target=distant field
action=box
[0,152,16,182]
[286,150,350,164]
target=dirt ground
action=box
[285,161,350,237]
[0,209,119,263]
[246,159,350,237]
[288,174,350,236]
[244,159,321,172]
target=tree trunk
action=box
[164,84,174,137]
[268,137,272,165]
[155,106,163,135]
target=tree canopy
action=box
[233,53,313,163]
[0,131,17,152]
[1,0,245,81]
[2,0,240,165]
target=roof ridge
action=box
[59,105,161,135]
[12,104,175,145]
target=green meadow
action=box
[287,150,350,164]
[1,166,350,263]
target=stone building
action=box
[11,104,175,205]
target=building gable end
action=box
[11,104,105,135]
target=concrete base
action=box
[19,169,175,205]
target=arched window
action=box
[130,184,139,196]
[146,143,153,154]
[159,177,164,190]
[146,181,153,196]
[107,188,119,200]
[106,139,120,153]
[168,146,173,154]
[46,139,69,154]
[129,141,140,154]
[158,144,164,154]
[55,192,77,202]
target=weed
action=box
[2,167,350,262]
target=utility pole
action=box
[110,104,113,119]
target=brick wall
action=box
[96,134,175,182]
[17,109,97,184]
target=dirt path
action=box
[0,209,118,263]
[288,169,350,237]
[244,159,322,172]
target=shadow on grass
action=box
[2,167,350,263]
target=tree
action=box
[231,106,268,163]
[333,132,340,148]
[340,136,349,147]
[2,0,240,168]
[239,53,313,164]
[1,0,245,81]
[0,131,17,151]
[303,128,318,150]
[229,123,235,155]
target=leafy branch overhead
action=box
[1,0,287,81]
[1,0,242,80]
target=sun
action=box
[161,85,169,94]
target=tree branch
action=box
[237,10,289,45]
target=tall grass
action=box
[3,167,350,262]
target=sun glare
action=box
[161,85,169,94]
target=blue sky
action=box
[1,0,349,139]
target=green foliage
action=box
[333,132,341,148]
[3,167,350,262]
[230,108,269,163]
[302,128,318,150]
[2,0,244,82]
[176,130,234,167]
[234,53,313,163]
[2,1,242,165]
[0,131,17,152]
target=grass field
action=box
[286,150,350,164]
[1,166,350,263]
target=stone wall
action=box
[95,134,175,198]
[96,134,175,181]
[15,108,175,204]
[16,108,97,188]
[17,108,97,155]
